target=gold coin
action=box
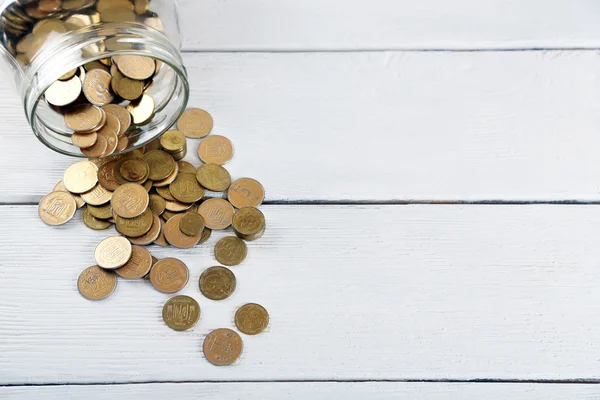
[232,207,265,240]
[82,135,108,158]
[103,104,131,135]
[179,212,205,236]
[196,164,231,192]
[169,173,205,203]
[177,108,213,138]
[115,245,152,279]
[114,55,155,80]
[53,180,85,208]
[116,77,144,100]
[133,0,149,14]
[199,227,212,244]
[45,76,82,107]
[97,0,133,12]
[99,57,112,66]
[38,191,77,226]
[111,183,149,218]
[156,186,175,201]
[198,198,234,230]
[65,104,104,133]
[94,236,132,269]
[59,68,78,81]
[152,161,179,187]
[235,303,269,335]
[197,135,234,165]
[113,156,142,184]
[164,198,193,212]
[227,178,265,208]
[128,213,161,245]
[214,236,247,266]
[97,126,119,157]
[127,94,155,125]
[142,150,176,181]
[97,159,120,191]
[80,183,112,206]
[162,295,200,331]
[84,60,109,72]
[160,130,186,151]
[145,255,159,279]
[104,113,121,136]
[154,221,168,246]
[144,138,161,152]
[63,161,98,194]
[120,158,149,182]
[83,207,112,230]
[149,194,166,215]
[88,203,113,219]
[78,266,117,301]
[83,68,114,106]
[150,258,189,293]
[203,328,243,366]
[199,266,236,300]
[164,213,202,248]
[161,210,178,221]
[177,161,196,175]
[115,208,153,237]
[115,135,129,153]
[72,132,98,148]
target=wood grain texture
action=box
[3,382,600,400]
[3,51,600,203]
[176,0,600,51]
[2,204,600,384]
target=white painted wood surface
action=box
[3,382,600,400]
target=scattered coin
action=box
[232,207,266,241]
[63,161,98,194]
[197,135,234,165]
[78,266,117,301]
[196,164,231,192]
[199,266,236,300]
[199,227,212,244]
[235,303,269,335]
[169,172,205,203]
[203,328,243,366]
[115,245,152,279]
[83,207,111,230]
[162,295,200,331]
[80,183,112,206]
[198,198,234,230]
[227,178,265,208]
[178,108,213,138]
[38,191,77,226]
[179,212,205,236]
[150,257,189,293]
[115,209,153,237]
[214,236,248,266]
[164,213,202,248]
[53,180,85,208]
[143,150,176,181]
[177,161,196,175]
[94,236,132,269]
[148,194,166,215]
[87,203,113,220]
[128,213,162,245]
[111,183,149,218]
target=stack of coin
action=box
[160,129,187,160]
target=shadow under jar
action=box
[0,0,189,157]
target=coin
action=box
[203,328,243,366]
[214,236,247,266]
[45,75,82,106]
[143,150,175,181]
[97,159,120,191]
[177,161,196,175]
[227,178,265,208]
[164,198,193,212]
[114,55,155,80]
[78,266,117,301]
[199,227,212,244]
[169,173,205,203]
[149,258,189,293]
[196,164,231,192]
[235,303,269,335]
[199,266,236,300]
[179,212,205,236]
[97,125,119,157]
[115,208,153,237]
[232,207,265,240]
[152,160,179,187]
[164,213,202,248]
[162,295,200,331]
[83,68,114,106]
[94,236,132,269]
[111,183,149,218]
[197,135,234,165]
[87,203,113,219]
[81,135,108,158]
[160,130,186,152]
[198,198,234,230]
[149,194,166,215]
[115,135,129,153]
[103,104,131,135]
[115,245,152,279]
[127,94,155,125]
[58,68,77,81]
[83,207,111,230]
[119,158,149,182]
[53,180,85,208]
[128,213,161,245]
[38,191,77,226]
[177,108,213,138]
[154,221,168,246]
[156,185,175,201]
[63,161,98,193]
[116,76,144,100]
[64,104,104,133]
[80,183,112,206]
[72,132,98,148]
[104,113,121,136]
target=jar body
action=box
[0,0,189,156]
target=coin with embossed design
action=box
[115,208,153,237]
[115,245,152,279]
[203,328,243,366]
[81,183,112,206]
[83,68,114,106]
[235,303,269,335]
[214,236,247,266]
[232,207,265,241]
[63,161,98,194]
[227,178,265,209]
[198,198,234,230]
[78,266,117,301]
[94,236,132,269]
[150,258,189,293]
[164,213,202,248]
[169,172,205,203]
[111,183,149,218]
[199,266,236,300]
[177,108,213,138]
[38,191,77,226]
[162,295,200,331]
[196,164,231,192]
[197,135,234,165]
[143,150,175,181]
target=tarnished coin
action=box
[203,328,243,366]
[78,266,117,301]
[152,160,179,187]
[149,194,166,215]
[116,76,144,100]
[164,213,202,248]
[169,173,205,203]
[88,203,113,219]
[72,132,98,148]
[198,198,234,230]
[177,161,197,175]
[81,183,112,206]
[179,212,205,236]
[64,104,104,133]
[232,207,265,241]
[227,178,265,208]
[160,130,186,151]
[126,94,155,124]
[177,108,213,138]
[94,236,132,269]
[103,104,131,135]
[63,161,98,193]
[214,236,248,266]
[83,68,114,106]
[120,158,149,182]
[114,55,155,80]
[196,164,231,192]
[53,180,85,208]
[128,213,161,245]
[115,208,153,237]
[115,245,152,279]
[143,150,175,181]
[82,135,108,158]
[199,227,212,244]
[38,191,77,226]
[162,295,200,331]
[235,303,269,335]
[45,75,82,106]
[83,207,112,230]
[150,258,189,293]
[197,135,234,165]
[156,185,175,201]
[97,159,120,191]
[111,183,149,218]
[199,266,236,300]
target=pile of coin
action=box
[39,107,270,366]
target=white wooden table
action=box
[2,1,600,398]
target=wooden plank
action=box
[176,0,600,51]
[2,204,600,384]
[3,382,600,400]
[1,51,600,203]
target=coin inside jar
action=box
[234,303,269,335]
[94,236,132,269]
[203,328,243,366]
[45,75,82,106]
[197,135,234,165]
[114,55,155,80]
[198,198,234,230]
[162,295,201,331]
[38,191,77,226]
[199,266,236,300]
[83,68,114,106]
[103,104,131,135]
[82,135,108,158]
[126,94,155,124]
[115,245,152,279]
[149,258,189,293]
[64,104,105,133]
[214,236,248,266]
[78,266,117,301]
[72,131,98,148]
[227,178,265,208]
[195,164,231,192]
[177,108,213,138]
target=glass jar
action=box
[0,0,189,156]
